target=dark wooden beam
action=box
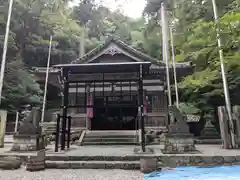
[61,69,69,150]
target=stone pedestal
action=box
[164,106,196,153]
[12,107,45,151]
[11,134,39,151]
[164,134,195,153]
[133,147,155,154]
[140,158,158,173]
[26,150,46,171]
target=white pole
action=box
[211,0,236,148]
[170,27,179,108]
[0,0,14,105]
[14,111,19,133]
[79,31,85,58]
[40,36,53,124]
[160,3,172,106]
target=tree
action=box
[143,0,240,110]
[2,59,42,112]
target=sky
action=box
[70,0,146,18]
[103,0,146,18]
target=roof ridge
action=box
[71,36,186,66]
[114,38,162,65]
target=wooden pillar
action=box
[218,106,231,149]
[86,85,92,130]
[143,90,148,126]
[232,106,240,140]
[138,64,145,152]
[61,69,69,150]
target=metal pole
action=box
[160,3,172,106]
[67,116,71,149]
[170,27,179,108]
[40,36,53,124]
[14,111,19,133]
[0,0,14,105]
[211,0,236,148]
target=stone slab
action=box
[0,156,21,170]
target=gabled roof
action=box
[71,35,192,69]
[71,36,164,66]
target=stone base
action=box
[0,156,22,170]
[11,135,39,151]
[133,147,155,154]
[164,134,196,153]
[199,124,220,140]
[46,161,140,170]
[140,158,158,173]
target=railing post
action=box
[55,114,60,152]
[67,116,72,149]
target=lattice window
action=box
[147,95,153,113]
[152,94,165,112]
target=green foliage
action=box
[178,103,201,115]
[2,59,42,112]
[144,0,240,110]
[1,0,240,113]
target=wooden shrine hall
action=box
[34,37,193,150]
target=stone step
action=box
[45,160,140,170]
[82,130,139,145]
[84,135,137,139]
[201,131,219,135]
[195,139,222,144]
[83,137,137,142]
[81,141,138,146]
[200,133,220,136]
[85,130,137,137]
[198,136,221,140]
[45,155,159,162]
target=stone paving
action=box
[3,135,240,157]
[3,135,240,167]
[0,169,142,180]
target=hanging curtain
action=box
[87,91,93,118]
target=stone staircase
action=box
[79,130,139,146]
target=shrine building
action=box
[34,37,192,134]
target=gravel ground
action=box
[0,169,142,180]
